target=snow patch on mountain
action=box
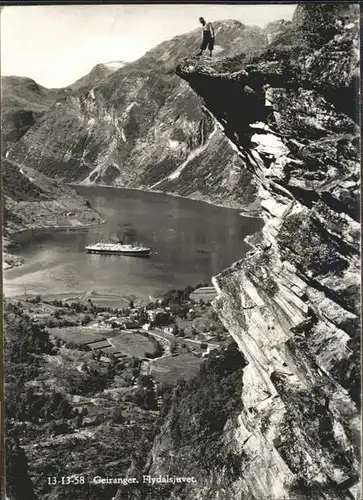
[103,61,128,71]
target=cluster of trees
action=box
[150,311,174,328]
[168,303,189,320]
[4,303,74,498]
[4,305,74,424]
[50,299,108,315]
[4,305,53,366]
[113,356,141,383]
[4,302,166,500]
[60,361,115,396]
[2,159,46,202]
[157,342,247,477]
[174,325,185,337]
[3,201,24,226]
[145,301,161,311]
[143,334,164,359]
[5,435,38,500]
[7,387,73,424]
[44,317,78,329]
[68,301,93,314]
[28,295,42,304]
[133,375,158,411]
[161,283,208,307]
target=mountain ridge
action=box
[66,60,129,93]
[2,19,279,214]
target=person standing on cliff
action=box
[197,17,215,57]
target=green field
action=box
[50,327,158,359]
[50,326,107,345]
[150,353,202,383]
[111,332,157,358]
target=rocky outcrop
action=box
[264,19,292,45]
[4,21,270,212]
[144,4,360,499]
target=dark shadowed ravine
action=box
[3,186,262,300]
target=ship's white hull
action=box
[85,243,151,257]
[86,248,150,257]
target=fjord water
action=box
[4,186,262,300]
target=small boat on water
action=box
[85,241,151,257]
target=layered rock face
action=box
[145,5,360,499]
[4,21,269,211]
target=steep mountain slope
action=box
[1,60,128,151]
[5,20,270,211]
[1,68,120,261]
[66,61,128,94]
[264,19,292,44]
[2,158,103,269]
[131,4,360,500]
[1,76,66,151]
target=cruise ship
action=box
[85,241,151,257]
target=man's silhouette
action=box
[197,17,215,57]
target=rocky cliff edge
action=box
[151,4,361,499]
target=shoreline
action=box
[5,219,106,247]
[5,290,147,307]
[8,218,106,242]
[71,182,262,219]
[3,219,106,271]
[4,185,262,280]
